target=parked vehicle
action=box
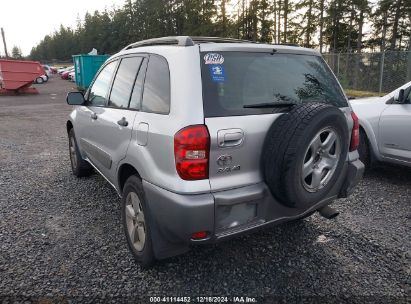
[66,36,364,267]
[68,71,76,82]
[61,68,74,80]
[58,67,68,74]
[350,81,411,169]
[34,74,48,84]
[58,66,73,75]
[42,65,52,77]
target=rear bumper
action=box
[143,159,364,259]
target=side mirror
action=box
[397,89,405,104]
[66,92,85,105]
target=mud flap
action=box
[339,159,364,198]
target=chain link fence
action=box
[323,51,411,94]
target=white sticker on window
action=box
[204,53,224,65]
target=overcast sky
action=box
[0,0,125,56]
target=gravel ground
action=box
[0,77,410,303]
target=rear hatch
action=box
[200,46,349,192]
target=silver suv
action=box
[66,36,364,267]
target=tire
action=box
[68,129,93,177]
[35,77,44,84]
[262,103,349,208]
[358,129,371,170]
[122,175,155,268]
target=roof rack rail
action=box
[123,36,195,50]
[122,36,256,50]
[190,36,254,44]
[122,36,300,50]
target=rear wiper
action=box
[243,102,298,108]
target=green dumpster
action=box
[73,54,110,90]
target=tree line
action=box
[28,0,411,61]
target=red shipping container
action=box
[0,59,45,94]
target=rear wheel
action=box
[68,129,93,177]
[35,77,44,84]
[122,175,155,268]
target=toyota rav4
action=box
[66,36,364,267]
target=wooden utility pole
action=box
[283,0,288,43]
[319,0,324,53]
[273,0,277,43]
[1,27,9,58]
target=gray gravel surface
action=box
[0,77,410,303]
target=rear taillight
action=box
[191,231,209,240]
[174,125,210,180]
[350,112,360,151]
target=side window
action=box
[88,61,117,106]
[129,59,148,110]
[109,57,143,108]
[141,55,170,114]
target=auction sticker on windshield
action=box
[209,65,225,82]
[204,53,224,65]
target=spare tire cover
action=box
[262,103,349,208]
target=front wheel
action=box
[358,129,371,170]
[68,129,93,177]
[35,77,44,84]
[122,175,155,268]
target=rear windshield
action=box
[201,52,348,117]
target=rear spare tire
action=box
[262,103,349,208]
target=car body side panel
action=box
[119,111,211,194]
[85,107,138,183]
[379,104,411,165]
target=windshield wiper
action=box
[243,101,298,108]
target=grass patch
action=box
[345,89,384,98]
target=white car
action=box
[350,81,411,168]
[68,71,76,82]
[58,67,68,74]
[58,66,74,75]
[34,74,48,84]
[65,36,363,267]
[42,65,52,77]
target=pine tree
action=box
[11,46,22,59]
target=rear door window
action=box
[201,52,348,117]
[129,59,147,110]
[141,55,170,114]
[109,57,143,108]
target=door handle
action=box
[117,117,128,127]
[90,112,97,120]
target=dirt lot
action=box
[0,77,410,302]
